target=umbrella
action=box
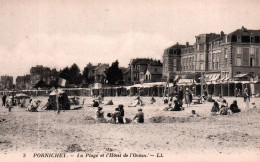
[15,93,29,99]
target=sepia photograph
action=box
[0,0,260,161]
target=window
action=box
[243,48,249,66]
[231,35,237,42]
[173,59,177,65]
[251,37,254,43]
[169,49,173,54]
[242,36,250,42]
[200,63,204,70]
[155,68,157,72]
[237,47,242,54]
[255,36,260,43]
[237,54,242,66]
[250,48,254,54]
[250,54,255,67]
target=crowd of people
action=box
[0,86,258,124]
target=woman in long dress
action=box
[243,88,250,109]
[184,89,191,107]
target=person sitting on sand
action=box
[211,101,220,116]
[217,94,225,104]
[193,95,202,104]
[190,110,200,117]
[28,100,41,112]
[171,100,181,111]
[133,108,144,123]
[110,108,123,124]
[164,103,173,111]
[96,107,104,119]
[207,94,215,102]
[105,99,113,105]
[219,100,231,115]
[221,100,228,108]
[97,95,103,104]
[150,97,156,104]
[164,99,168,104]
[229,100,241,113]
[92,100,99,107]
[129,96,144,107]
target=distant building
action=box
[16,65,58,90]
[129,58,162,84]
[144,64,163,82]
[162,26,260,82]
[16,75,31,90]
[94,64,109,84]
[162,42,186,80]
[0,75,13,90]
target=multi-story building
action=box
[16,75,31,90]
[94,64,109,84]
[30,65,52,88]
[162,27,260,82]
[129,58,162,84]
[0,76,13,90]
[162,43,186,80]
[16,65,58,90]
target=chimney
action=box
[220,31,224,36]
[186,42,189,47]
[241,26,246,32]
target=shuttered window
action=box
[242,48,249,66]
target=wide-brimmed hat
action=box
[98,107,103,110]
[118,104,124,108]
[138,108,142,111]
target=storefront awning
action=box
[234,73,250,78]
[177,79,196,85]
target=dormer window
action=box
[242,36,250,42]
[231,35,237,42]
[169,49,173,54]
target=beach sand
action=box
[0,96,260,157]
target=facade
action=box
[16,75,31,90]
[94,64,109,84]
[144,65,163,82]
[129,58,162,84]
[16,65,58,90]
[0,76,13,90]
[30,65,52,88]
[162,43,186,80]
[162,27,260,82]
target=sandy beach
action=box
[0,96,259,159]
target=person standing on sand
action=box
[243,88,250,109]
[184,88,191,107]
[2,94,7,107]
[177,87,184,107]
[118,104,124,123]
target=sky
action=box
[0,0,259,78]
